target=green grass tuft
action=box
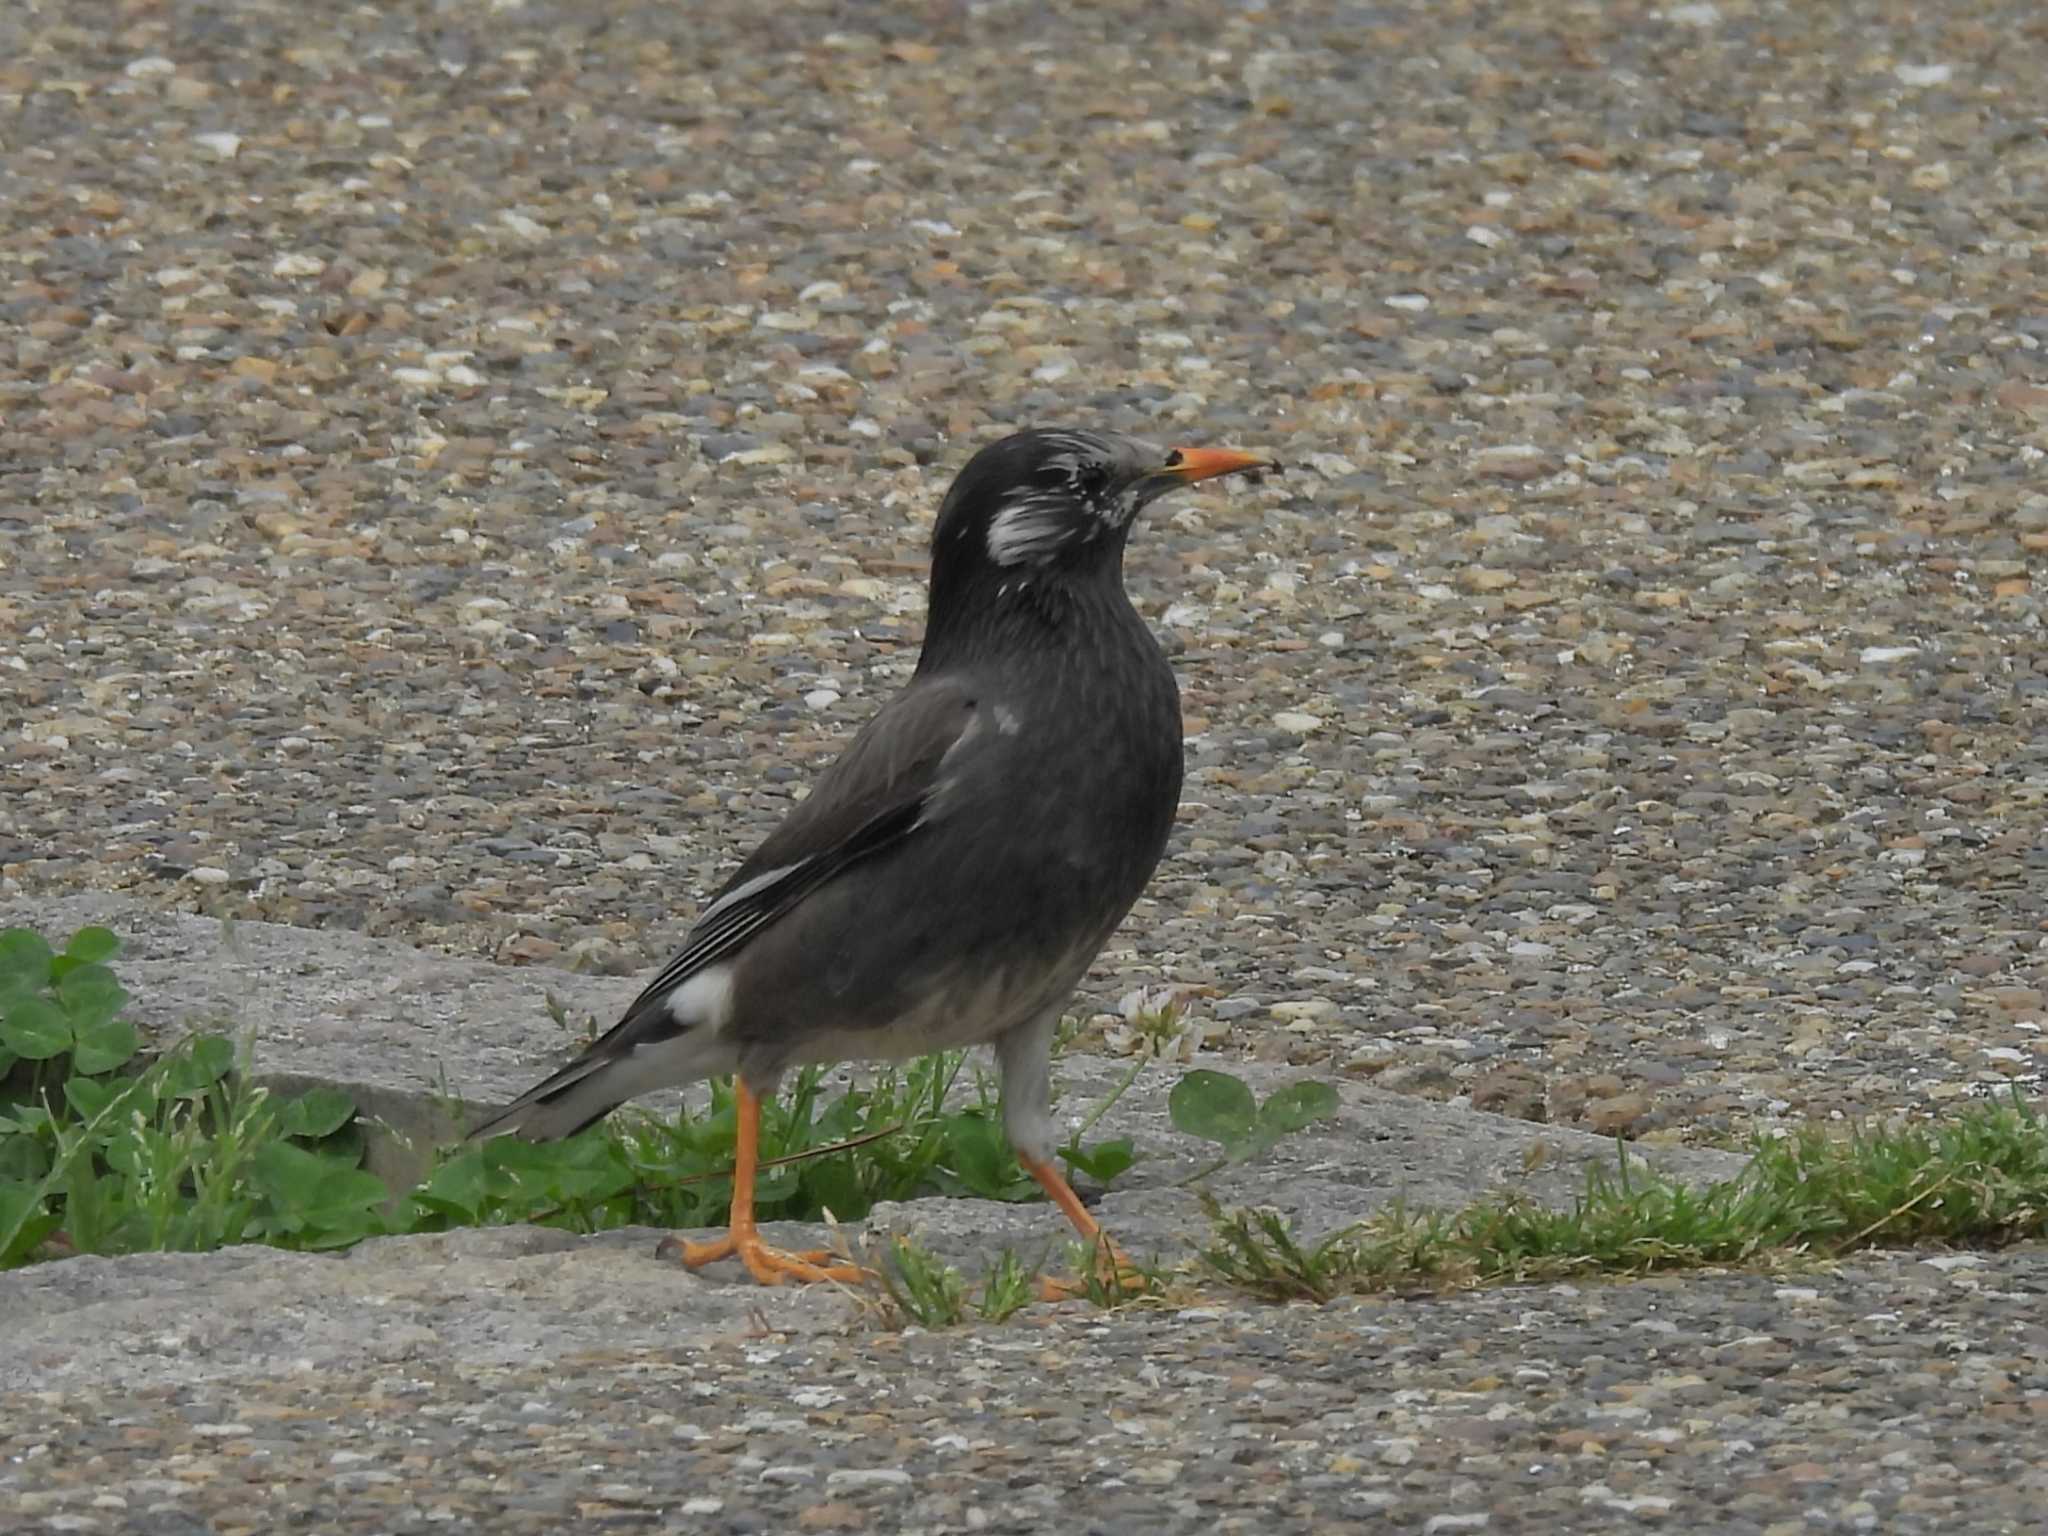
[1197,1093,2048,1302]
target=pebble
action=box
[825,1469,912,1489]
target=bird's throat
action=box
[917,563,1140,677]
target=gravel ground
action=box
[3,4,2047,1138]
[6,2,2048,1523]
[7,1246,2048,1534]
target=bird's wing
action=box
[620,672,986,1020]
[468,675,987,1141]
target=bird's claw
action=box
[657,1228,870,1287]
[1037,1239,1153,1302]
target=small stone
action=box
[1471,1066,1547,1123]
[824,1469,911,1489]
[1129,1459,1183,1486]
[1894,62,1953,86]
[797,1503,865,1531]
[1473,444,1552,480]
[1583,1092,1653,1136]
[1377,1063,1458,1099]
[1270,998,1338,1024]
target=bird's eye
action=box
[1162,449,1184,469]
[1037,459,1111,497]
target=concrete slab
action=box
[1,893,1751,1394]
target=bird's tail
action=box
[467,1015,739,1143]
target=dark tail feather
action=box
[468,1014,739,1143]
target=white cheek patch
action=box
[986,491,1075,566]
[986,487,1144,568]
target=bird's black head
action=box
[927,428,1269,601]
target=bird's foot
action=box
[656,1228,870,1287]
[1037,1237,1156,1303]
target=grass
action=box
[0,1027,379,1265]
[1196,1097,2048,1303]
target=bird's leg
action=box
[658,1078,868,1287]
[1018,1153,1150,1300]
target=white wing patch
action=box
[694,861,800,930]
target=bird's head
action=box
[930,428,1272,586]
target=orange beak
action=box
[1159,446,1276,483]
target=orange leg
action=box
[1019,1153,1148,1300]
[657,1079,868,1287]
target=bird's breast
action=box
[988,627,1182,905]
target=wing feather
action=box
[468,677,985,1140]
[620,676,981,1026]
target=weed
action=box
[1169,1068,1341,1182]
[857,1236,1051,1328]
[976,1248,1038,1322]
[1194,1094,2048,1302]
[877,1235,973,1327]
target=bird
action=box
[470,427,1273,1286]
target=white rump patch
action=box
[666,963,736,1030]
